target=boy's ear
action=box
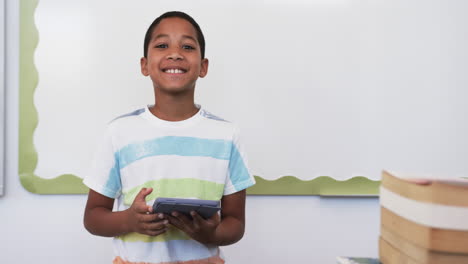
[140,57,149,76]
[199,58,209,78]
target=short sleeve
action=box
[223,126,256,195]
[83,126,122,199]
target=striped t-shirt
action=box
[83,105,256,264]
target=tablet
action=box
[152,197,221,219]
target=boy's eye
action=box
[182,45,195,50]
[155,44,168,49]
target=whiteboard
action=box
[32,0,468,183]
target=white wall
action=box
[0,1,380,263]
[0,0,5,196]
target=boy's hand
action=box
[126,188,169,236]
[167,211,221,244]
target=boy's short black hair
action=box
[143,11,206,59]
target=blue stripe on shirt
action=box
[111,108,145,123]
[103,153,122,198]
[119,136,232,169]
[103,136,251,197]
[228,144,252,191]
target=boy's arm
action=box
[167,190,246,246]
[213,189,247,245]
[84,188,169,237]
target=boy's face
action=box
[140,17,208,95]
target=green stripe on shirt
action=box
[123,178,225,206]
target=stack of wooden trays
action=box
[379,170,468,264]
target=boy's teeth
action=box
[166,69,184,73]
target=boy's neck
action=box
[149,93,199,122]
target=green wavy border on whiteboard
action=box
[19,0,380,195]
[19,0,88,194]
[247,176,380,195]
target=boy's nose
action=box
[166,51,184,60]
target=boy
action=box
[83,11,255,264]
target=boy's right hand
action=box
[126,187,169,236]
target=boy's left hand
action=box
[166,211,220,244]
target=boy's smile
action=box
[140,17,208,95]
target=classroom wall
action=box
[0,0,5,196]
[0,1,380,263]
